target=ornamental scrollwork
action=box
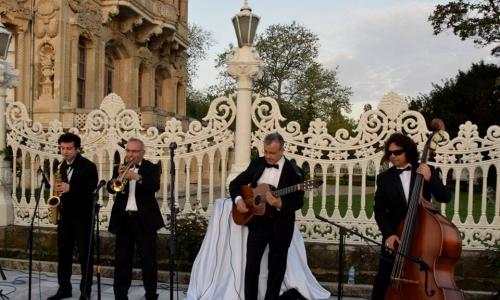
[251,92,430,162]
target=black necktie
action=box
[265,163,279,169]
[397,165,411,174]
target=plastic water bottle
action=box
[348,265,355,284]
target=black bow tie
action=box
[397,166,411,174]
[265,163,279,169]
[134,165,140,169]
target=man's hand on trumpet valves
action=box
[124,170,141,181]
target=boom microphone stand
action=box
[168,142,177,300]
[315,215,431,300]
[26,168,51,300]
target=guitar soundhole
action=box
[255,195,262,205]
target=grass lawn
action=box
[302,191,496,223]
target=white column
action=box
[226,46,262,184]
[0,60,19,226]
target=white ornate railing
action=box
[6,92,500,250]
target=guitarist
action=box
[229,132,305,300]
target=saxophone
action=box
[47,162,63,225]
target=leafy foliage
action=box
[175,211,209,265]
[186,23,215,120]
[187,23,214,87]
[429,0,500,56]
[408,61,500,136]
[214,22,354,132]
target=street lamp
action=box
[226,1,263,183]
[0,18,12,60]
[0,16,17,228]
[232,0,260,48]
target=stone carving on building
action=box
[136,24,163,44]
[0,0,31,19]
[120,16,143,33]
[67,0,102,38]
[102,6,119,24]
[137,47,154,68]
[38,43,55,101]
[35,0,59,39]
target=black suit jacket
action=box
[60,153,98,218]
[108,159,165,234]
[374,165,450,240]
[229,157,304,225]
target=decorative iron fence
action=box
[6,92,499,250]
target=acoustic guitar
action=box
[232,179,323,225]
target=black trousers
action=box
[113,213,158,300]
[56,214,93,295]
[245,217,294,300]
[371,248,395,300]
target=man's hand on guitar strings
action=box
[265,191,282,209]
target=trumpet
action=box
[48,162,63,225]
[109,160,134,193]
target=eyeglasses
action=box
[125,149,144,153]
[385,149,405,157]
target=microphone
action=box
[38,168,51,189]
[92,180,107,196]
[169,142,177,151]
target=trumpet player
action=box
[48,133,98,300]
[108,138,164,300]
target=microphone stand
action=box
[83,180,106,300]
[26,168,50,300]
[315,215,430,300]
[0,263,8,300]
[168,142,177,300]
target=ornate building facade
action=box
[0,0,188,128]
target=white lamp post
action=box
[0,17,18,226]
[227,1,263,183]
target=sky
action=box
[188,0,498,118]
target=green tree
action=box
[429,0,500,56]
[186,23,214,120]
[408,61,500,136]
[292,63,353,131]
[215,22,353,132]
[186,23,214,87]
[253,22,319,103]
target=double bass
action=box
[385,119,464,300]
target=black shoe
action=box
[47,290,72,300]
[79,295,89,300]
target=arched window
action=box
[104,51,114,96]
[77,38,87,108]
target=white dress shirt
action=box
[398,164,412,202]
[125,162,141,211]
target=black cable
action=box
[197,199,226,299]
[227,201,243,300]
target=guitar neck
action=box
[271,183,302,197]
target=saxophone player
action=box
[47,133,98,300]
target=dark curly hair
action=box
[384,132,419,167]
[58,132,81,149]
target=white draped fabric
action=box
[185,198,331,300]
